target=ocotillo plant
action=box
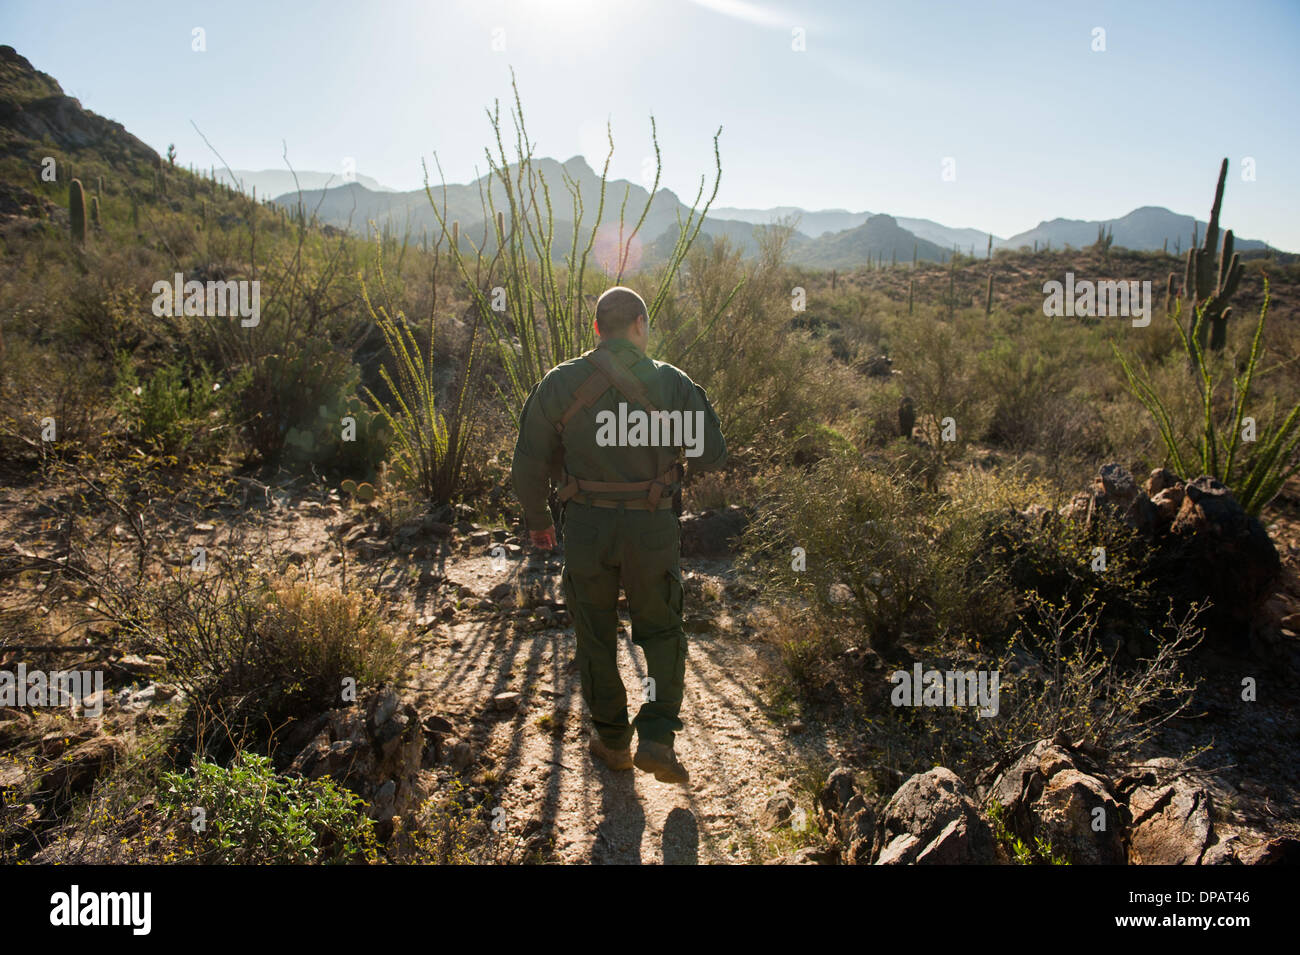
[69,178,86,244]
[427,72,727,424]
[1175,158,1243,352]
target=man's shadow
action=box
[662,807,699,865]
[590,769,645,864]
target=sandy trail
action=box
[409,550,814,863]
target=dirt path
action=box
[409,550,816,863]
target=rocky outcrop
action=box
[286,686,427,829]
[979,734,1126,865]
[871,767,997,865]
[0,46,159,165]
[1060,464,1281,642]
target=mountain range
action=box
[0,43,1283,268]
[271,157,1278,266]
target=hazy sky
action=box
[4,0,1298,247]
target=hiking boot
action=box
[589,734,633,771]
[634,740,690,784]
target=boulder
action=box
[286,686,426,824]
[1164,476,1281,637]
[871,767,996,865]
[980,735,1124,865]
[1128,775,1215,865]
[44,735,127,795]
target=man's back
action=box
[512,337,726,526]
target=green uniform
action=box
[511,337,727,748]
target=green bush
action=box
[113,355,242,460]
[744,455,1008,655]
[161,751,378,864]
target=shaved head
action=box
[595,286,648,337]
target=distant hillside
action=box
[896,217,1002,257]
[788,214,951,268]
[712,206,871,238]
[0,45,157,168]
[216,169,397,197]
[1004,205,1272,254]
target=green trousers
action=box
[561,500,686,748]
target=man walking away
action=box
[511,286,727,783]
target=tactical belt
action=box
[569,494,676,511]
[553,346,682,509]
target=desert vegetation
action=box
[2,45,1299,866]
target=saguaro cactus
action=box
[69,178,86,244]
[1174,158,1243,352]
[985,273,993,316]
[89,194,101,230]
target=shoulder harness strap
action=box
[553,348,679,507]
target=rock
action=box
[760,785,797,830]
[1237,837,1300,865]
[1128,774,1216,865]
[980,735,1124,864]
[492,691,521,712]
[39,724,98,755]
[1151,485,1185,522]
[488,581,517,606]
[1164,475,1281,639]
[470,530,491,547]
[286,687,425,825]
[422,714,454,735]
[0,762,27,796]
[1035,768,1125,865]
[1146,468,1180,496]
[448,739,472,771]
[871,767,996,865]
[421,517,453,537]
[45,736,127,795]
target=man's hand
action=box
[529,526,557,551]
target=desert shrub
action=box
[856,591,1205,784]
[396,778,528,864]
[658,226,833,452]
[744,454,1006,655]
[0,339,116,462]
[113,355,244,461]
[124,567,404,745]
[160,751,379,864]
[362,240,483,503]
